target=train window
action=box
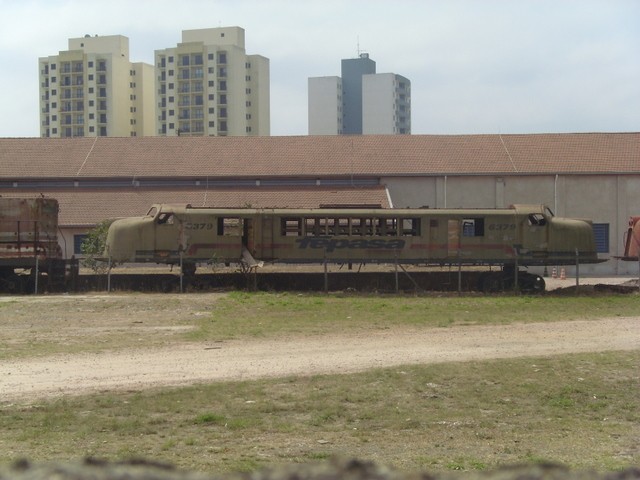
[157,213,174,225]
[462,218,484,237]
[401,218,420,236]
[528,214,547,226]
[281,217,302,236]
[338,218,349,235]
[382,218,398,236]
[304,217,320,236]
[217,217,242,236]
[147,206,158,217]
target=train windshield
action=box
[147,206,158,217]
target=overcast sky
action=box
[1,0,638,137]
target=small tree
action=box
[81,219,115,274]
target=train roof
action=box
[153,203,549,217]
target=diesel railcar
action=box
[0,197,77,293]
[104,204,601,292]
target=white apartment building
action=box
[308,54,410,135]
[39,35,155,138]
[308,77,343,135]
[154,27,270,136]
[362,73,411,134]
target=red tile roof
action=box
[1,133,638,179]
[4,186,391,226]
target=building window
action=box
[208,53,214,60]
[74,234,87,255]
[593,223,609,253]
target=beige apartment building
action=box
[38,35,155,138]
[154,27,270,136]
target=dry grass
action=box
[0,292,638,474]
[0,351,637,473]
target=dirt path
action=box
[1,317,638,403]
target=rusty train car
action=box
[620,216,640,261]
[0,197,77,293]
[104,203,601,292]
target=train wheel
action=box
[182,262,197,277]
[521,274,545,294]
[481,273,504,293]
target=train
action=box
[104,203,602,292]
[0,197,78,293]
[620,216,640,261]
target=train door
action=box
[447,219,460,258]
[153,210,181,258]
[259,213,275,260]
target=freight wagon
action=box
[0,197,77,293]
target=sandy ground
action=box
[1,276,638,404]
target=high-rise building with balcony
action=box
[155,26,270,136]
[308,53,410,135]
[38,35,155,138]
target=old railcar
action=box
[619,216,640,260]
[0,197,75,293]
[104,204,601,292]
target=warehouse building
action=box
[1,133,638,274]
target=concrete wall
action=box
[384,173,640,275]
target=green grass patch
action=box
[0,351,637,473]
[1,292,639,360]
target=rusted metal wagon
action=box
[0,197,77,293]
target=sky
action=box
[0,0,638,137]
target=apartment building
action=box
[154,27,270,136]
[38,35,155,138]
[308,76,343,135]
[308,53,411,135]
[362,73,411,134]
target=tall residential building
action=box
[362,73,411,134]
[155,26,270,136]
[308,53,411,135]
[341,54,376,134]
[308,76,343,135]
[38,35,155,138]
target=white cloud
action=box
[0,0,638,137]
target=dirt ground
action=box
[1,276,638,405]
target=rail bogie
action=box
[104,204,601,291]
